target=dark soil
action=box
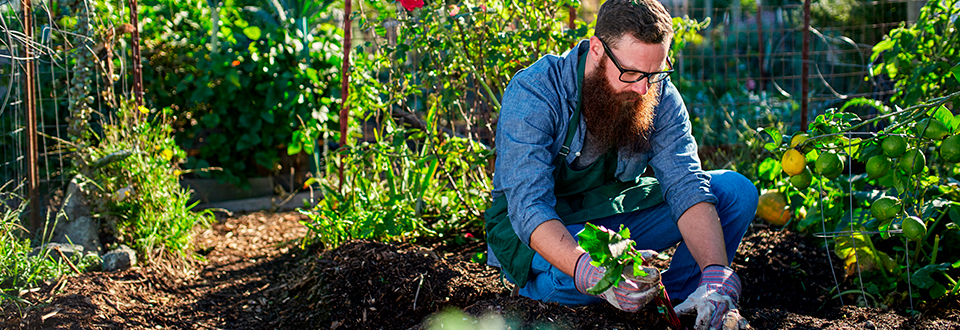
[2,211,958,329]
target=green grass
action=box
[0,192,96,304]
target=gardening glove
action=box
[674,265,750,330]
[573,252,661,312]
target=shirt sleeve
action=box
[494,71,565,246]
[648,80,718,223]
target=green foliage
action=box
[0,191,96,304]
[300,98,494,249]
[141,0,342,187]
[78,100,212,259]
[762,89,960,306]
[761,1,960,300]
[576,223,647,295]
[299,0,585,248]
[870,0,960,108]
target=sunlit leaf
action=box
[243,26,261,40]
[758,157,781,182]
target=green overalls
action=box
[485,52,664,287]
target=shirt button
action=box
[575,152,581,157]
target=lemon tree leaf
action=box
[758,157,781,182]
[758,126,782,152]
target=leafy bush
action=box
[77,101,212,259]
[141,0,342,187]
[870,0,960,107]
[299,0,587,248]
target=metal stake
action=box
[130,0,144,107]
[22,0,41,232]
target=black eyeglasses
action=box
[597,37,674,84]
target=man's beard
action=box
[581,58,660,153]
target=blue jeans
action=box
[513,170,757,305]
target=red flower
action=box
[231,60,241,67]
[448,4,459,16]
[399,0,424,11]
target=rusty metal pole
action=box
[129,0,144,107]
[801,0,810,131]
[338,0,352,192]
[755,0,765,93]
[22,0,41,231]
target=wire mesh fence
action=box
[0,0,137,229]
[668,0,925,148]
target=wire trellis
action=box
[0,0,135,230]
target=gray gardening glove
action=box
[674,265,750,330]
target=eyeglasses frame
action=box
[596,36,674,84]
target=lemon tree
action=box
[762,90,960,304]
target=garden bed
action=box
[2,210,958,329]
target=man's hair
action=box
[595,0,674,47]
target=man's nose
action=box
[629,79,650,95]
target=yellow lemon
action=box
[781,149,807,176]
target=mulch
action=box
[2,211,958,329]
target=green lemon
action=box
[881,135,907,158]
[870,196,901,222]
[790,167,813,190]
[901,216,926,241]
[898,149,926,175]
[914,118,950,140]
[815,152,844,179]
[781,149,806,176]
[865,155,891,179]
[940,135,960,163]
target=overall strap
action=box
[559,49,589,158]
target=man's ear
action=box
[588,36,604,61]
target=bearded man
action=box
[484,1,757,329]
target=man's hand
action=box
[573,252,660,312]
[674,265,750,330]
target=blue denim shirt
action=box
[488,40,717,268]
